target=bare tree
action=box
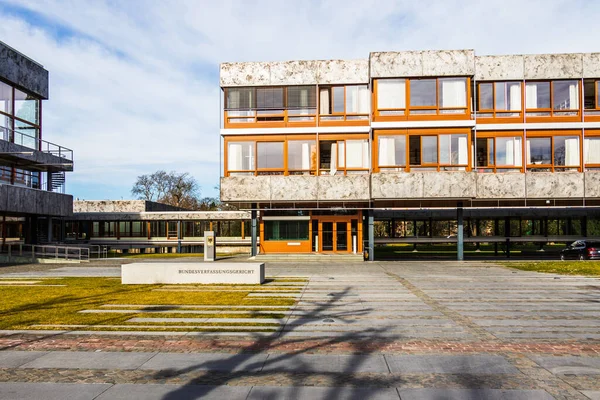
[131,170,200,209]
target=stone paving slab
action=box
[261,354,389,374]
[0,351,49,368]
[96,384,251,400]
[247,386,400,399]
[20,350,157,370]
[531,356,600,375]
[0,382,113,400]
[385,355,519,374]
[139,352,269,372]
[397,388,554,400]
[582,391,600,400]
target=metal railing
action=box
[89,245,109,259]
[1,126,73,163]
[1,244,90,262]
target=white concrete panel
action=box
[525,172,584,198]
[423,172,476,198]
[475,55,524,81]
[583,53,600,78]
[121,263,265,284]
[317,59,369,84]
[220,176,271,202]
[270,176,318,201]
[371,173,424,199]
[317,175,370,200]
[585,171,600,198]
[220,62,271,87]
[524,53,583,79]
[476,173,526,199]
[370,51,423,78]
[268,60,318,85]
[421,50,475,76]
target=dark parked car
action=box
[560,240,600,260]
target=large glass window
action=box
[377,79,406,113]
[478,82,522,119]
[288,140,317,174]
[227,142,255,174]
[287,86,316,121]
[0,81,12,115]
[319,139,369,175]
[477,136,523,172]
[257,141,284,173]
[320,85,369,119]
[584,137,600,168]
[438,78,467,112]
[409,133,469,171]
[13,119,38,149]
[526,135,580,171]
[526,81,579,117]
[265,220,309,240]
[378,135,406,170]
[14,88,39,125]
[410,79,436,108]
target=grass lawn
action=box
[503,260,600,276]
[0,277,300,332]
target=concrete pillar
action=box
[46,171,53,192]
[47,218,53,243]
[177,220,181,253]
[251,205,257,257]
[368,210,374,261]
[457,202,464,261]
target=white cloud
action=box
[1,0,599,198]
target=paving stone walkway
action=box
[1,260,599,399]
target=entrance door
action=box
[322,222,334,251]
[319,220,349,252]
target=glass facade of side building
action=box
[0,80,42,189]
[220,50,600,258]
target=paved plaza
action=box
[0,260,599,399]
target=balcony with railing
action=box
[0,126,73,172]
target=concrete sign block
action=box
[121,263,265,284]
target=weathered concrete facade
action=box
[370,50,475,78]
[0,185,72,217]
[220,59,368,86]
[0,41,49,99]
[73,200,185,213]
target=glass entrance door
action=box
[319,220,349,252]
[322,222,334,251]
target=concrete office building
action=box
[0,41,73,246]
[219,50,600,259]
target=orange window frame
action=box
[525,80,582,122]
[319,85,370,126]
[583,131,600,170]
[406,128,472,172]
[476,81,524,123]
[372,129,408,173]
[475,132,525,173]
[223,86,317,128]
[224,135,318,177]
[317,133,370,176]
[373,77,471,121]
[525,130,582,172]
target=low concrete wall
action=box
[0,140,71,171]
[121,263,265,284]
[0,184,72,216]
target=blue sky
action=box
[1,0,599,200]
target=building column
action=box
[368,210,374,261]
[251,205,257,257]
[457,202,464,261]
[176,220,181,253]
[47,217,53,243]
[46,171,53,192]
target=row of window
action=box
[65,220,248,239]
[224,132,600,175]
[227,137,370,175]
[223,79,600,125]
